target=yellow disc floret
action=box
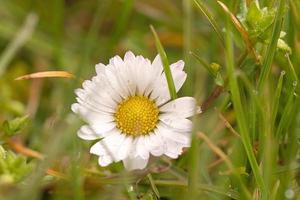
[115,96,159,136]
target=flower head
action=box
[72,51,197,170]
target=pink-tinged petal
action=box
[124,51,135,61]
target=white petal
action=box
[109,55,124,67]
[170,60,184,71]
[159,115,193,132]
[160,97,197,118]
[91,122,116,136]
[74,87,116,113]
[98,155,113,167]
[150,69,187,106]
[164,140,188,159]
[77,125,102,140]
[95,63,106,75]
[124,51,135,61]
[133,56,152,95]
[90,130,125,161]
[149,131,165,156]
[81,79,119,108]
[72,102,114,123]
[117,136,133,160]
[105,66,129,99]
[156,123,190,145]
[123,156,149,170]
[152,54,163,75]
[136,136,150,159]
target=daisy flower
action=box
[72,51,197,170]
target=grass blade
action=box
[223,5,267,197]
[193,0,225,47]
[150,25,177,100]
[0,13,38,76]
[15,71,76,80]
[257,0,286,92]
[147,174,160,199]
[271,71,285,128]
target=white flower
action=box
[72,51,197,170]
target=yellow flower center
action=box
[115,96,159,136]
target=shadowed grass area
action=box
[1,0,300,199]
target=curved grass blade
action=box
[0,13,38,76]
[217,1,259,63]
[193,0,225,47]
[150,25,177,100]
[15,71,76,80]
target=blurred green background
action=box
[1,0,300,199]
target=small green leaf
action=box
[0,146,32,183]
[2,115,29,136]
[246,2,275,42]
[215,72,224,86]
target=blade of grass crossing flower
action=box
[257,0,286,92]
[150,25,177,100]
[223,7,267,198]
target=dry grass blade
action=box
[7,139,44,160]
[214,108,241,138]
[217,1,260,64]
[15,71,76,80]
[197,132,251,199]
[198,132,233,169]
[46,169,67,180]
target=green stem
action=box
[150,25,177,100]
[224,8,267,199]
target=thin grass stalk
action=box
[150,25,177,100]
[257,0,286,92]
[224,7,267,199]
[193,0,225,48]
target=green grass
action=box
[1,0,300,199]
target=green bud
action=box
[210,63,221,73]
